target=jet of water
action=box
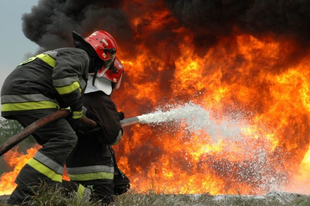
[138,102,246,141]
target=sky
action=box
[0,1,39,113]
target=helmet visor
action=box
[114,72,123,90]
[96,66,109,77]
[96,54,116,77]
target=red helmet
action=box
[85,30,117,62]
[98,57,124,90]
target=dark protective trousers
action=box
[7,109,78,205]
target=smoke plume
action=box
[22,0,131,51]
[23,0,310,54]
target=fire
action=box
[0,145,70,195]
[2,0,310,197]
[0,146,40,195]
[112,2,310,195]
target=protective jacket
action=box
[66,91,123,186]
[3,47,90,205]
[1,47,89,118]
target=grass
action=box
[0,183,309,206]
[112,191,309,206]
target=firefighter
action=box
[0,30,118,205]
[64,57,130,205]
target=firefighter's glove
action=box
[70,108,83,131]
[119,111,125,120]
[70,100,84,120]
[72,110,83,120]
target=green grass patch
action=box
[0,183,309,206]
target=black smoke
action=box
[22,0,310,58]
[165,0,310,47]
[22,0,131,52]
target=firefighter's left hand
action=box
[119,111,125,120]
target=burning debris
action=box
[2,0,310,197]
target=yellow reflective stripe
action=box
[27,158,62,182]
[69,172,114,181]
[55,81,80,95]
[18,53,56,67]
[77,184,86,198]
[18,56,36,65]
[36,53,56,68]
[1,101,60,112]
[34,151,63,173]
[72,110,83,119]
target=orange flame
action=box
[2,0,310,196]
[0,145,70,195]
[0,146,40,195]
[113,32,310,195]
[112,1,310,195]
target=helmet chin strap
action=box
[89,57,104,86]
[92,70,98,86]
[92,62,103,86]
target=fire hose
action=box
[0,110,141,157]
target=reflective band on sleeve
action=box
[72,110,83,119]
[69,172,114,181]
[27,158,63,182]
[53,76,79,87]
[55,81,80,95]
[1,101,60,112]
[36,53,56,68]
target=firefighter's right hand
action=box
[72,109,83,120]
[69,108,83,131]
[70,99,85,120]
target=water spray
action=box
[121,102,245,141]
[0,102,245,156]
